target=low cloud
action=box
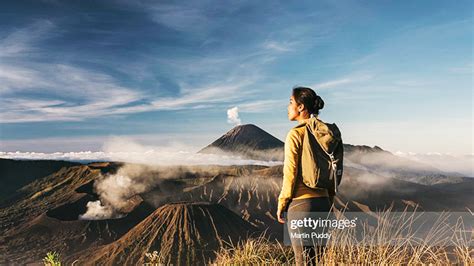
[70,136,283,220]
[0,137,283,166]
[394,151,474,177]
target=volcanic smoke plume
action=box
[79,164,160,220]
[227,106,241,125]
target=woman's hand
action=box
[277,208,285,224]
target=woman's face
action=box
[287,95,303,121]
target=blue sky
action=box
[0,0,472,154]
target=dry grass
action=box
[144,250,167,266]
[212,207,473,265]
[212,229,295,265]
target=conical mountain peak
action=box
[198,124,284,160]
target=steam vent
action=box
[69,202,258,265]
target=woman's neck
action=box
[297,114,311,123]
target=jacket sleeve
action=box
[278,129,301,212]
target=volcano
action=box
[198,124,284,161]
[68,202,258,265]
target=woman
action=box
[277,86,335,265]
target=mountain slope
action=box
[0,158,81,205]
[198,124,285,160]
[68,202,258,265]
[144,165,473,237]
[0,162,155,265]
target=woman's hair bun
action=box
[292,86,325,115]
[313,95,324,111]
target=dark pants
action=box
[286,197,331,266]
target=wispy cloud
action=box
[0,20,265,123]
[159,79,257,107]
[237,99,286,113]
[0,4,333,124]
[262,40,295,52]
[0,63,142,122]
[106,78,258,115]
[0,61,261,122]
[311,74,373,90]
[0,19,55,58]
[147,4,209,33]
[1,1,471,155]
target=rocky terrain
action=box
[0,124,472,264]
[68,202,258,265]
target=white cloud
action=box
[0,137,283,166]
[0,2,385,125]
[311,74,373,90]
[0,19,55,58]
[237,100,285,113]
[227,106,241,126]
[0,64,142,122]
[262,40,295,52]
[394,151,474,177]
[98,137,281,165]
[0,21,258,123]
[0,133,218,153]
[150,80,256,110]
[148,4,209,33]
[0,8,335,125]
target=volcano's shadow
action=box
[46,194,98,221]
[74,180,99,196]
[46,180,102,221]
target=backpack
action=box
[300,116,343,193]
